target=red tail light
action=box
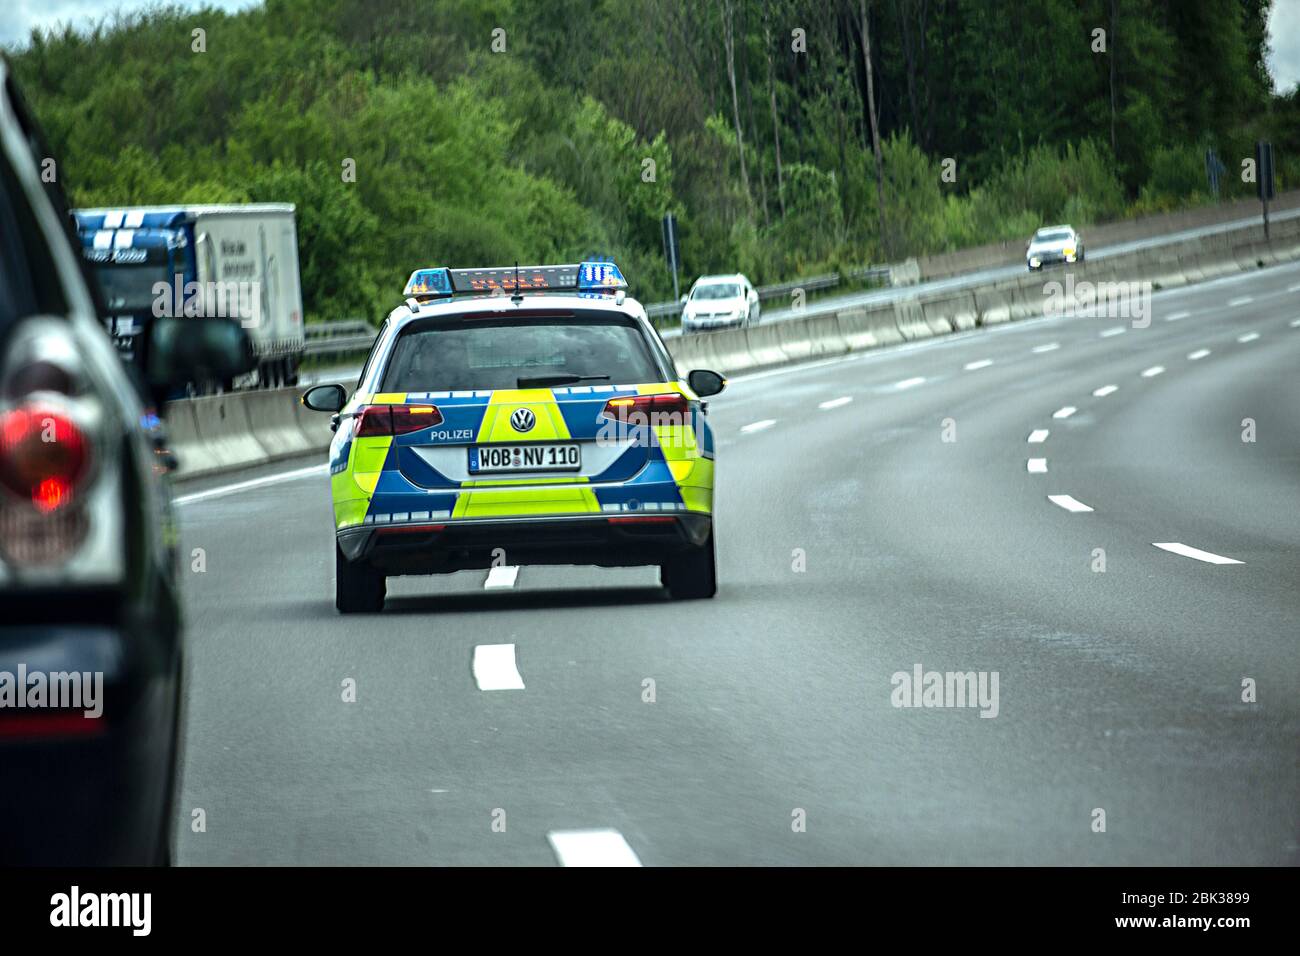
[601,393,690,424]
[354,404,443,437]
[0,407,89,512]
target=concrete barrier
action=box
[163,399,212,478]
[1008,277,1043,321]
[710,327,760,377]
[920,291,978,332]
[893,297,932,340]
[666,332,712,377]
[776,312,848,362]
[835,304,903,349]
[740,322,791,369]
[188,393,265,473]
[239,388,313,459]
[973,284,1013,325]
[168,214,1300,483]
[293,389,336,449]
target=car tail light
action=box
[354,404,443,437]
[0,407,90,512]
[601,393,690,424]
[608,515,676,525]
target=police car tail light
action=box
[354,404,444,437]
[601,393,689,422]
[0,407,90,513]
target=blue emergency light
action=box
[576,261,628,292]
[403,268,454,297]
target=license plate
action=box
[469,443,581,474]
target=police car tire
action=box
[661,530,717,599]
[336,545,386,613]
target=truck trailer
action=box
[73,204,305,389]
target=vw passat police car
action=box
[302,262,725,613]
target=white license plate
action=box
[469,443,581,473]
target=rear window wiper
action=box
[516,374,611,388]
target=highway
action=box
[173,260,1300,865]
[754,207,1300,328]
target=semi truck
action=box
[73,204,305,389]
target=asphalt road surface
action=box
[174,260,1300,865]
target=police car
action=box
[301,262,725,613]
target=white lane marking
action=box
[1140,366,1165,378]
[1092,385,1118,397]
[1048,494,1094,513]
[740,419,776,434]
[484,566,519,589]
[547,829,641,867]
[1028,429,1050,443]
[1031,342,1060,353]
[1236,332,1260,343]
[895,376,926,390]
[964,359,994,371]
[719,261,1300,392]
[1187,348,1211,360]
[1099,326,1126,338]
[1165,311,1190,322]
[1052,406,1077,419]
[818,396,853,410]
[1228,296,1253,307]
[1289,283,1300,293]
[1152,542,1243,565]
[174,464,328,505]
[1291,318,1300,327]
[472,644,525,691]
[1027,458,1048,473]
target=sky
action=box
[0,0,262,50]
[1,0,1299,92]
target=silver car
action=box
[1026,225,1084,271]
[679,274,760,333]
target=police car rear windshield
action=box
[380,313,663,392]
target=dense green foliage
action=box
[6,0,1295,322]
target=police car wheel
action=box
[661,530,717,600]
[335,545,386,613]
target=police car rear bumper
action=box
[338,512,712,574]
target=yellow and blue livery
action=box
[302,261,725,612]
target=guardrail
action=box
[302,267,897,343]
[166,215,1299,481]
[666,213,1300,378]
[643,265,893,323]
[305,319,376,358]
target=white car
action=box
[1026,225,1085,271]
[680,274,760,333]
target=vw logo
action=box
[510,408,536,433]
